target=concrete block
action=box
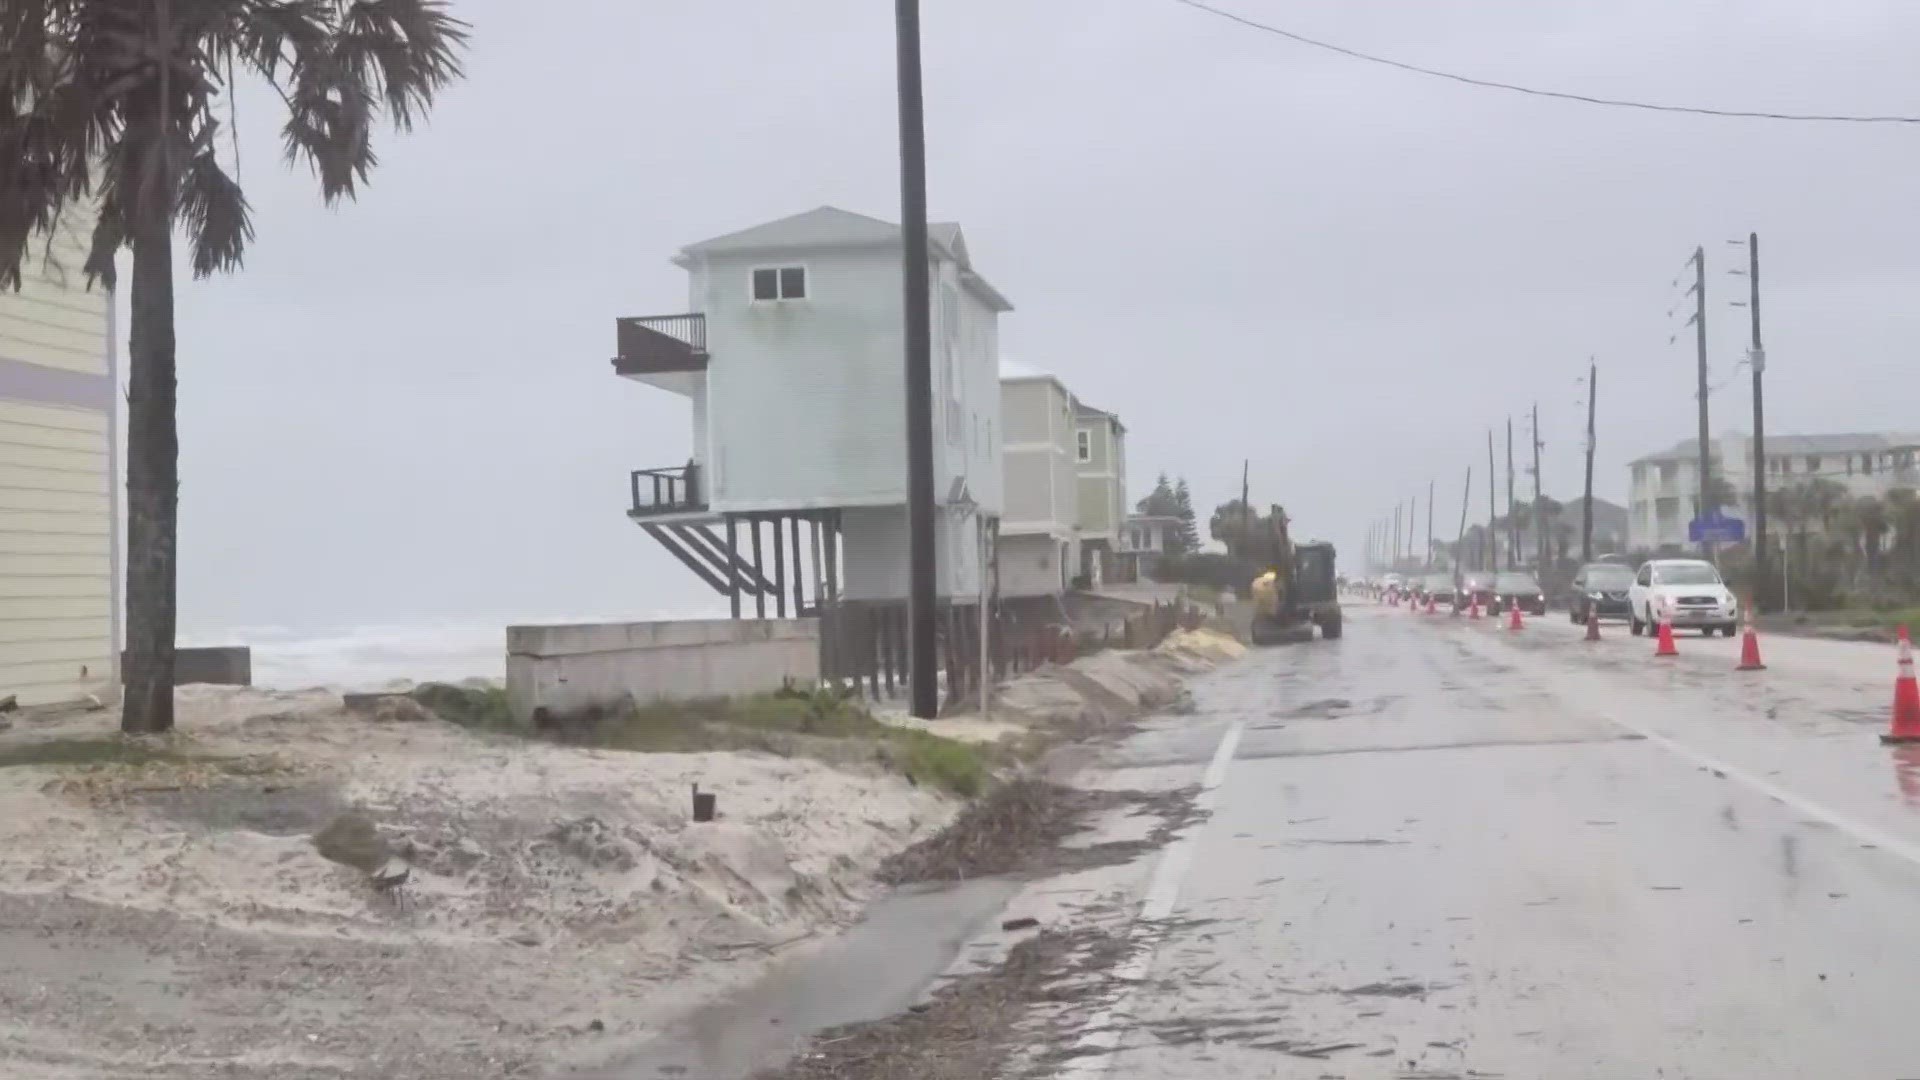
[123,646,251,686]
[506,618,821,725]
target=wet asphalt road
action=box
[1071,602,1920,1078]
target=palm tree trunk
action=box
[120,208,179,734]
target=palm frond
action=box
[175,132,252,276]
[275,0,465,203]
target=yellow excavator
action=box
[1242,508,1342,645]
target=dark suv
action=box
[1567,562,1635,624]
[1490,571,1547,616]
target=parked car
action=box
[1457,571,1499,612]
[1489,571,1547,616]
[1567,562,1636,624]
[1628,559,1738,637]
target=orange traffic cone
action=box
[1468,597,1481,620]
[1425,594,1437,615]
[1585,608,1601,642]
[1882,626,1920,744]
[1736,606,1765,671]
[1507,603,1524,632]
[1654,616,1679,658]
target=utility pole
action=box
[1456,466,1472,577]
[895,0,938,718]
[1426,478,1435,568]
[1393,503,1403,566]
[1407,493,1418,569]
[1531,401,1545,570]
[1582,359,1597,563]
[1691,245,1714,551]
[1486,430,1498,571]
[1239,459,1250,562]
[1506,417,1519,568]
[1746,233,1768,608]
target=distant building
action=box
[1116,513,1181,580]
[0,207,117,709]
[1627,433,1920,550]
[997,359,1079,597]
[611,206,1010,615]
[1073,401,1128,585]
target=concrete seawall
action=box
[505,619,820,724]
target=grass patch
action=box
[1822,607,1920,630]
[408,682,515,729]
[531,687,991,798]
[0,737,189,771]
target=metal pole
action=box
[1486,430,1498,571]
[895,0,938,718]
[1693,245,1714,555]
[1393,503,1402,566]
[1749,232,1768,609]
[1582,360,1597,563]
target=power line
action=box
[1168,0,1920,125]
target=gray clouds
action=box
[162,0,1920,629]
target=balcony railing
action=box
[630,464,704,516]
[615,313,708,377]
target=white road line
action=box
[1598,710,1920,870]
[1455,623,1920,872]
[1052,718,1244,1079]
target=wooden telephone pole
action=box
[1531,401,1545,570]
[1426,479,1435,568]
[1486,430,1498,571]
[896,0,938,718]
[1582,361,1598,563]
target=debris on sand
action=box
[878,777,1204,886]
[312,811,392,873]
[1343,979,1440,998]
[758,923,1141,1080]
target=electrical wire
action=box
[1168,0,1920,125]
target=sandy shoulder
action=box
[0,686,954,1079]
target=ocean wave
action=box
[182,612,723,692]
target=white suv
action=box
[1627,559,1738,638]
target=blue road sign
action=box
[1689,512,1746,544]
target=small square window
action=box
[752,266,806,301]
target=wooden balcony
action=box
[629,464,705,517]
[614,313,708,378]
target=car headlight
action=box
[1589,592,1605,599]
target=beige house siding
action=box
[0,209,116,708]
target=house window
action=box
[1658,462,1678,484]
[1076,429,1091,463]
[1863,453,1875,476]
[751,266,806,301]
[1806,455,1822,474]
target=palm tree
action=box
[1,1,467,732]
[1887,487,1920,571]
[1804,477,1849,534]
[1850,494,1891,573]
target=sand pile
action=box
[0,686,954,1077]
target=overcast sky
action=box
[156,0,1920,633]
